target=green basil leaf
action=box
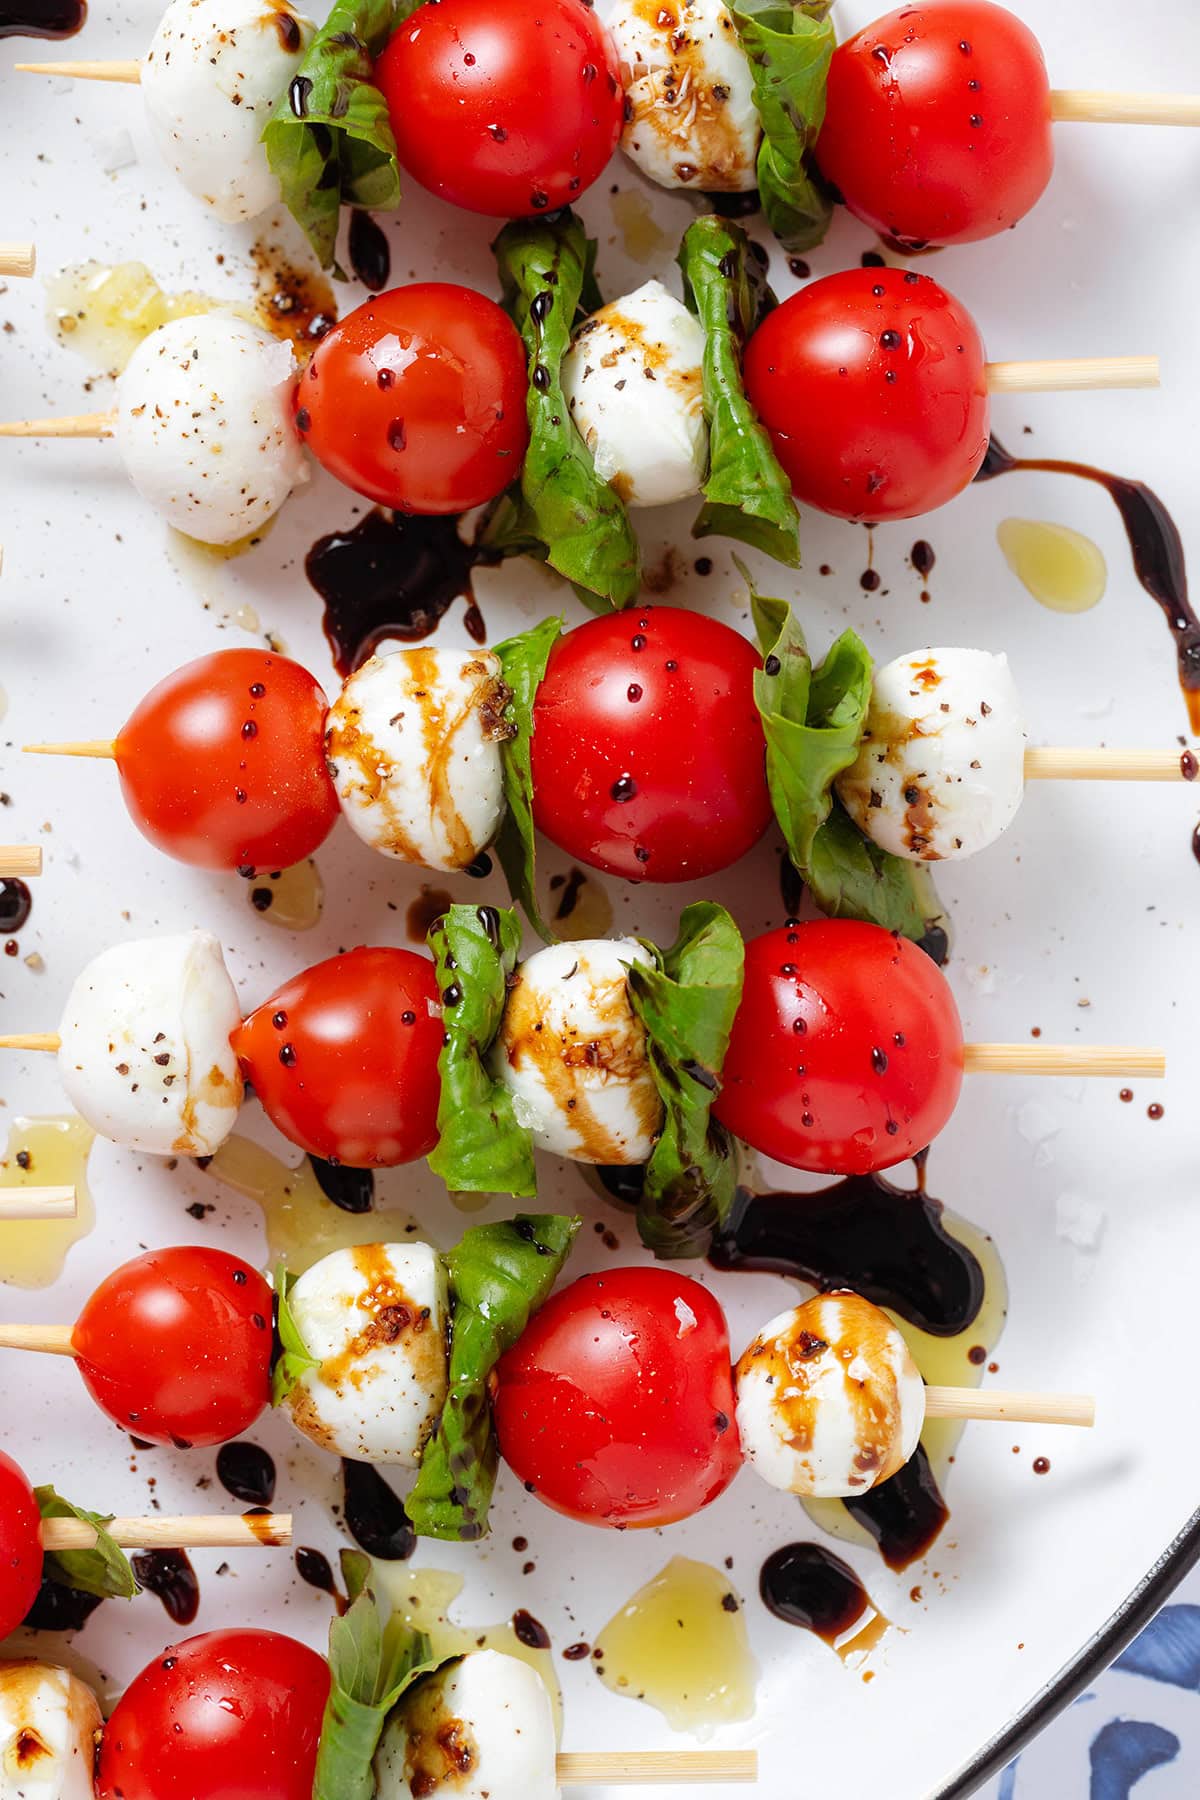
[728,0,837,254]
[492,616,563,942]
[626,904,744,1260]
[263,0,418,271]
[427,904,537,1197]
[677,216,800,567]
[408,1214,579,1541]
[804,802,950,951]
[272,1265,321,1406]
[485,212,641,609]
[35,1486,138,1602]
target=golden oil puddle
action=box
[592,1556,758,1734]
[203,1133,417,1272]
[248,861,325,932]
[610,188,673,265]
[549,867,614,941]
[996,517,1107,613]
[0,1115,95,1288]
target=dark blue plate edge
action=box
[935,1504,1200,1797]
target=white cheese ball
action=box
[563,281,708,508]
[113,314,308,546]
[835,648,1028,862]
[142,0,314,222]
[57,930,243,1157]
[0,1661,101,1800]
[284,1242,449,1465]
[610,0,760,190]
[491,939,663,1165]
[735,1292,925,1500]
[326,649,510,872]
[375,1651,559,1800]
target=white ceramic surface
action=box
[0,3,1198,1795]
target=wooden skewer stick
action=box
[962,1043,1164,1077]
[0,414,113,440]
[925,1387,1095,1428]
[0,1035,61,1052]
[42,1514,293,1550]
[24,740,116,760]
[986,355,1158,394]
[556,1751,757,1787]
[1025,747,1194,782]
[14,59,142,82]
[0,1325,75,1354]
[0,845,42,877]
[0,1188,76,1221]
[1050,90,1200,127]
[0,243,36,279]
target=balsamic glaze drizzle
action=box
[341,1459,416,1561]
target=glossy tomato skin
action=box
[817,1,1054,249]
[377,0,623,218]
[529,607,773,883]
[296,284,529,513]
[72,1247,274,1447]
[493,1268,742,1528]
[714,920,964,1175]
[743,268,989,522]
[96,1628,329,1800]
[0,1451,44,1638]
[115,649,338,873]
[232,947,442,1167]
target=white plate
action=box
[0,2,1197,1795]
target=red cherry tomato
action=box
[0,1451,44,1638]
[743,268,989,522]
[295,284,529,514]
[96,1628,329,1800]
[72,1247,274,1448]
[113,650,338,873]
[232,946,442,1167]
[529,606,773,883]
[713,920,964,1175]
[377,0,623,218]
[817,2,1054,249]
[493,1267,742,1528]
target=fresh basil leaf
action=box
[263,0,418,272]
[35,1486,138,1602]
[626,904,744,1259]
[805,802,950,951]
[272,1265,321,1406]
[408,1215,579,1541]
[492,616,563,943]
[728,0,836,254]
[485,212,641,609]
[677,216,800,567]
[427,904,537,1197]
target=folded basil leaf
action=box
[626,904,744,1260]
[728,0,836,254]
[487,213,641,609]
[427,904,537,1198]
[408,1215,580,1541]
[272,1265,320,1406]
[804,803,951,954]
[493,617,564,943]
[263,0,417,272]
[313,1549,445,1800]
[677,217,800,568]
[35,1486,138,1602]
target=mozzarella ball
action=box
[283,1242,449,1465]
[57,930,243,1157]
[0,1661,102,1800]
[735,1292,925,1499]
[326,649,510,872]
[491,939,663,1165]
[609,0,760,191]
[563,281,708,508]
[113,314,308,546]
[142,0,314,222]
[375,1651,558,1800]
[835,648,1028,862]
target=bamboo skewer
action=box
[0,1035,61,1052]
[0,244,36,279]
[985,355,1158,394]
[556,1751,757,1786]
[42,1513,293,1550]
[24,740,116,760]
[1050,90,1200,126]
[0,1325,76,1354]
[15,58,142,82]
[1025,747,1195,781]
[0,845,42,877]
[925,1388,1095,1428]
[0,1188,76,1221]
[961,1044,1164,1077]
[0,414,113,440]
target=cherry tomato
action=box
[295,284,529,514]
[816,2,1054,250]
[97,1628,329,1800]
[232,947,442,1167]
[713,920,964,1175]
[0,1451,44,1638]
[377,0,623,218]
[72,1247,274,1447]
[493,1267,742,1528]
[114,650,338,873]
[529,606,773,883]
[743,268,989,522]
